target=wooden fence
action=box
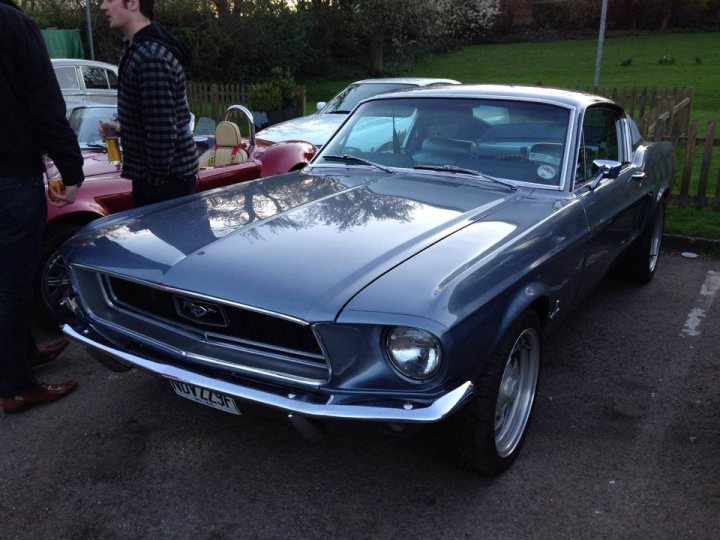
[583,86,718,211]
[186,82,307,124]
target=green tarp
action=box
[41,29,85,59]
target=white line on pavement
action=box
[681,270,720,337]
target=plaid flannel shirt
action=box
[118,35,198,183]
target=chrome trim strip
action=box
[184,351,325,387]
[71,263,310,325]
[64,324,474,423]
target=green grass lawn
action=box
[304,31,720,238]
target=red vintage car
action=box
[38,104,315,323]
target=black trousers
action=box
[0,175,44,397]
[132,174,197,207]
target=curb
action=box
[663,233,720,255]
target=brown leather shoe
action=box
[2,380,77,414]
[33,337,69,367]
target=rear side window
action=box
[107,69,118,89]
[81,66,109,89]
[54,66,80,89]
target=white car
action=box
[52,58,119,106]
[256,77,460,147]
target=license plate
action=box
[169,380,241,415]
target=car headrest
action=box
[215,121,242,147]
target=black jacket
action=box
[0,0,83,184]
[117,22,197,183]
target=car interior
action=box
[324,99,571,186]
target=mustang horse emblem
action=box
[175,297,227,327]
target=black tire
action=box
[447,310,542,475]
[34,223,82,326]
[613,201,665,284]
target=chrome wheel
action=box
[494,327,540,458]
[41,250,71,314]
[648,206,664,274]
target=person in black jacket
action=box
[0,0,82,413]
[99,0,198,206]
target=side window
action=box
[575,107,624,185]
[81,66,109,89]
[54,66,80,89]
[106,69,118,89]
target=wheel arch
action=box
[45,211,103,237]
[495,282,551,347]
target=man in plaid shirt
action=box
[100,0,198,206]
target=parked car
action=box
[51,59,119,106]
[256,77,460,147]
[38,104,315,323]
[61,85,674,474]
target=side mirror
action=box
[589,159,622,190]
[630,146,647,180]
[316,101,326,112]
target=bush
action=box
[248,82,282,113]
[657,55,675,65]
[620,57,633,66]
[694,55,703,65]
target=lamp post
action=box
[593,0,609,94]
[85,0,95,60]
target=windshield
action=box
[68,106,117,149]
[317,97,572,187]
[321,83,415,114]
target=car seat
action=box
[198,121,248,168]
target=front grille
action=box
[105,276,323,357]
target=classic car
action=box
[61,85,674,474]
[255,77,460,147]
[52,59,119,106]
[38,104,315,323]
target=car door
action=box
[574,106,647,296]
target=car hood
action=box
[66,170,526,322]
[46,150,120,180]
[256,114,345,146]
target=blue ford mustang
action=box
[62,85,674,474]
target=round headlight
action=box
[386,326,441,379]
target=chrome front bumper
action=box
[63,324,474,423]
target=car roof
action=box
[350,77,461,86]
[364,84,615,109]
[51,58,118,72]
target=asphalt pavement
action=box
[1,249,719,539]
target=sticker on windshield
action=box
[529,152,561,166]
[537,164,556,180]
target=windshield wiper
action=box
[322,154,394,174]
[414,164,518,191]
[85,142,106,149]
[327,110,351,114]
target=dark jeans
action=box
[132,174,197,207]
[0,175,46,397]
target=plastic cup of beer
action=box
[105,136,121,164]
[47,173,65,200]
[99,119,121,165]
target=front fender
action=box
[256,140,316,176]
